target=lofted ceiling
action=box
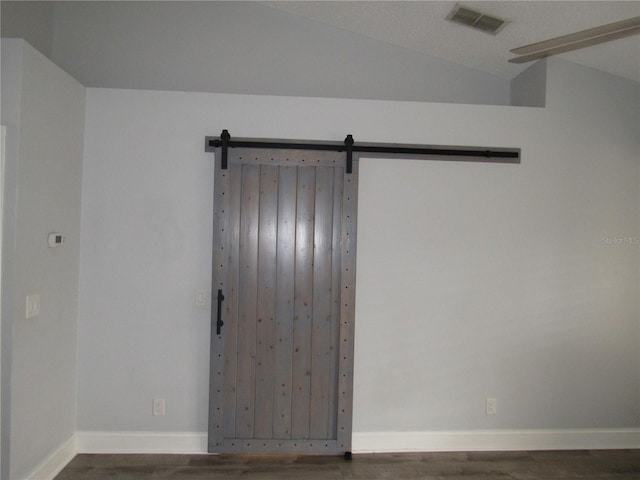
[262,1,640,82]
[2,0,638,104]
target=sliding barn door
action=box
[208,148,358,455]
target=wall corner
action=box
[510,59,547,107]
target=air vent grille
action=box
[446,4,508,35]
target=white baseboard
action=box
[25,434,77,480]
[352,429,640,453]
[76,431,208,454]
[73,429,640,456]
[19,428,638,479]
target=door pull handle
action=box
[216,289,225,335]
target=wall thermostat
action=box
[48,233,65,248]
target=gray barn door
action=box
[209,147,358,455]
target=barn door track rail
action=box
[205,130,520,173]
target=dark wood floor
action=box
[54,450,640,479]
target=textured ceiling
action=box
[262,1,640,82]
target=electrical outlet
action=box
[26,294,40,319]
[486,397,497,415]
[195,289,208,307]
[152,398,165,416]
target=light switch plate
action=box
[26,294,40,319]
[195,289,208,307]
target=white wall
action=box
[77,58,639,447]
[1,38,23,480]
[354,59,639,434]
[1,40,85,480]
[0,124,6,479]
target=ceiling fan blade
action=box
[509,25,640,64]
[510,16,640,55]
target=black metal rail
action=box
[206,130,520,172]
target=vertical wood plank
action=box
[328,166,344,438]
[337,159,358,451]
[254,165,278,438]
[223,157,242,439]
[273,166,297,439]
[209,150,230,450]
[236,163,260,439]
[309,167,335,439]
[291,166,315,439]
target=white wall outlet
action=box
[26,294,40,319]
[486,397,497,415]
[152,398,165,416]
[195,289,208,307]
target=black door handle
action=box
[216,289,225,335]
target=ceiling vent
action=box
[446,4,508,35]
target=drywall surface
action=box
[1,40,85,479]
[354,61,639,433]
[50,1,509,105]
[510,59,547,107]
[77,60,639,438]
[0,38,24,480]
